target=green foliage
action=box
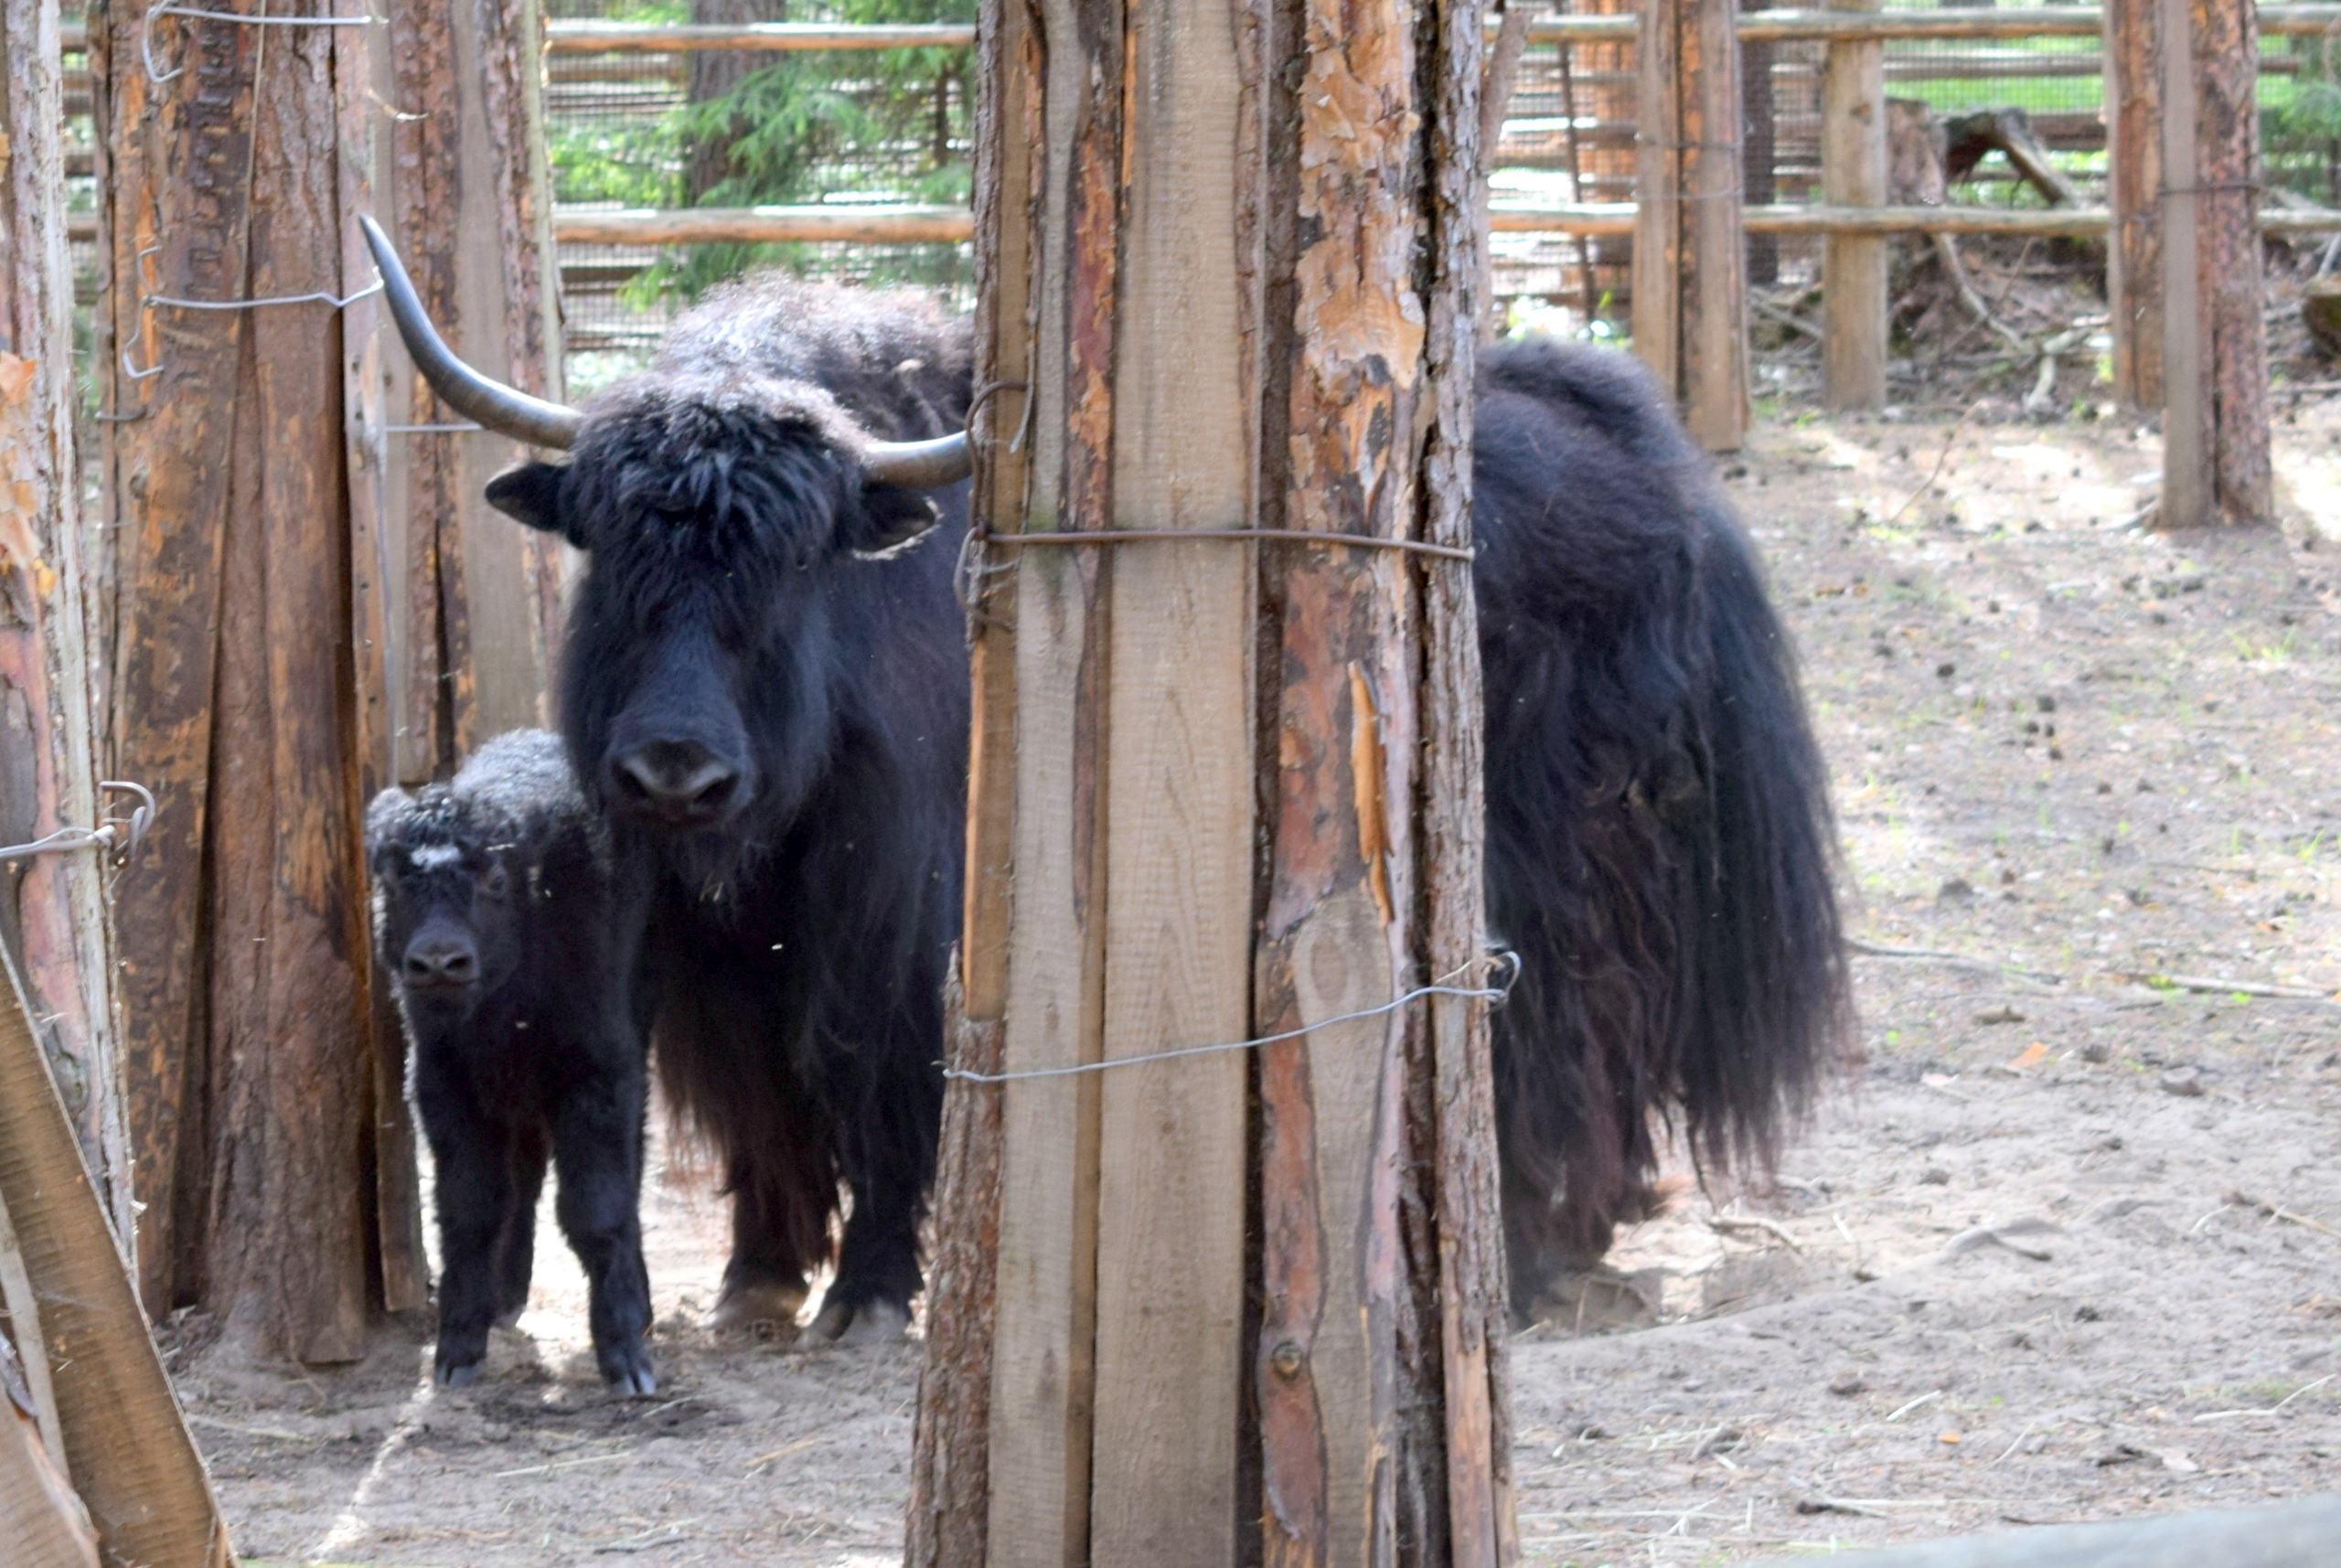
[633,0,977,304]
[2262,36,2341,202]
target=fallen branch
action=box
[1931,233,2026,351]
[2193,1372,2336,1423]
[1849,938,2063,985]
[2122,972,2336,1002]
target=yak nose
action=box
[403,934,479,988]
[612,739,742,823]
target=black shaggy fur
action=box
[1474,342,1848,1315]
[479,274,1844,1335]
[368,730,658,1390]
[485,279,970,1339]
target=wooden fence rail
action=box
[59,4,2297,55]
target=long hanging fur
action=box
[1472,340,1850,1317]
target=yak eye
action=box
[479,863,511,901]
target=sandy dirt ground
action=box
[170,402,2341,1566]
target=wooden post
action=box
[907,0,1513,1563]
[1632,0,1749,449]
[1822,0,1887,409]
[2108,0,2164,412]
[2152,0,2272,527]
[1,0,135,1239]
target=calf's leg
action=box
[496,1125,551,1328]
[418,1094,517,1386]
[551,1070,656,1395]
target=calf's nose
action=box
[611,739,741,822]
[404,935,479,987]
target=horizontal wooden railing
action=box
[61,198,2341,250]
[55,6,2341,55]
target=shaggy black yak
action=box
[366,215,1845,1333]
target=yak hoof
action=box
[707,1281,807,1338]
[600,1345,658,1398]
[434,1359,484,1389]
[809,1297,911,1347]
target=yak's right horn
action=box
[861,432,973,490]
[359,215,583,451]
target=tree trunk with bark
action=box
[907,2,1512,1564]
[687,0,787,202]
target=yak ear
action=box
[485,462,572,539]
[852,481,943,560]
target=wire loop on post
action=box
[144,2,380,85]
[975,527,1477,563]
[0,782,158,869]
[942,952,1519,1084]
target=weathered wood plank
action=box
[1822,0,1887,410]
[1632,0,1683,399]
[2106,0,2165,411]
[101,0,260,1319]
[0,961,231,1566]
[980,0,1115,1563]
[0,0,134,1243]
[1087,0,1256,1558]
[1679,0,1749,449]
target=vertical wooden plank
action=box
[452,0,567,741]
[1631,0,1681,394]
[1424,6,1512,1562]
[1678,0,1748,450]
[1822,0,1887,410]
[0,0,134,1241]
[338,0,430,1316]
[2157,0,2208,528]
[102,0,258,1319]
[194,8,375,1366]
[2193,0,2271,524]
[983,0,1115,1562]
[2106,0,2164,412]
[906,0,1036,1562]
[0,961,232,1567]
[1088,0,1256,1558]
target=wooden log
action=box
[536,5,2341,51]
[0,0,135,1240]
[907,1,1513,1563]
[1823,0,1888,409]
[0,961,231,1566]
[552,203,978,245]
[545,18,978,50]
[1742,1492,2341,1568]
[2106,0,2163,410]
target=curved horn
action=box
[861,432,971,489]
[359,215,582,451]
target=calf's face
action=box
[482,379,940,859]
[369,836,525,1026]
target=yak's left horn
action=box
[861,432,972,489]
[359,216,583,451]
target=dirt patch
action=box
[176,405,2341,1565]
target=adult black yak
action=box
[365,218,1844,1333]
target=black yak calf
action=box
[368,730,657,1391]
[365,212,1846,1336]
